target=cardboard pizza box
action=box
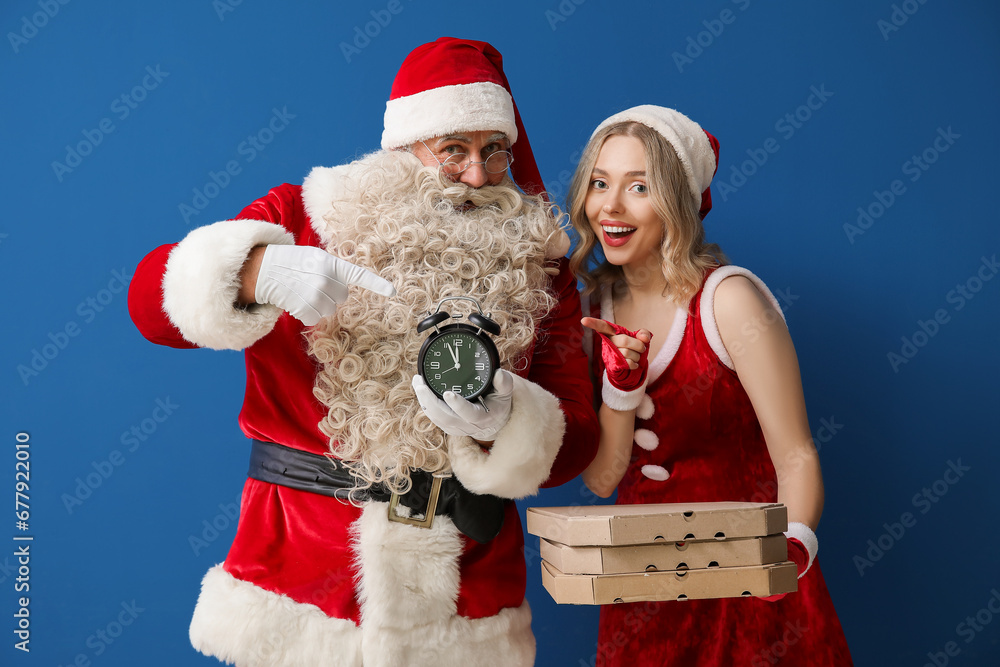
[540,559,798,605]
[526,502,787,547]
[539,534,787,575]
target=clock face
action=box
[419,326,498,400]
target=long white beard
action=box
[307,151,562,493]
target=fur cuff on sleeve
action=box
[785,521,818,578]
[162,219,294,350]
[601,371,647,411]
[448,374,566,499]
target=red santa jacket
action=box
[127,161,598,667]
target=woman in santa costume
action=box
[128,38,597,666]
[568,106,853,666]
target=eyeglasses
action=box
[421,140,514,176]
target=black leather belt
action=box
[247,439,506,544]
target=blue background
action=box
[2,0,998,665]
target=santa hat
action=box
[592,105,720,219]
[381,37,546,196]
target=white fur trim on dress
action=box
[601,370,646,411]
[381,82,517,150]
[447,373,565,498]
[699,266,786,370]
[352,502,534,667]
[785,521,819,579]
[162,219,294,351]
[189,564,362,667]
[593,105,715,209]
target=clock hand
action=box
[445,342,460,366]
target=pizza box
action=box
[540,559,798,605]
[539,534,787,575]
[526,502,787,547]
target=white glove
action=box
[411,369,514,441]
[253,245,396,326]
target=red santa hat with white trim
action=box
[381,37,547,196]
[592,105,721,219]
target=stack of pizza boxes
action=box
[526,502,797,604]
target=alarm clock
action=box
[416,296,501,402]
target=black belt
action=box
[247,439,506,544]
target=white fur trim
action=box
[633,428,659,451]
[593,105,715,209]
[699,266,786,370]
[784,521,819,579]
[641,464,670,481]
[301,163,366,246]
[353,502,463,631]
[600,286,687,386]
[162,219,294,350]
[601,370,646,411]
[381,82,517,150]
[636,394,655,420]
[647,306,687,385]
[353,502,534,667]
[189,564,362,667]
[447,374,565,498]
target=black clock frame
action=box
[417,323,501,401]
[416,297,502,402]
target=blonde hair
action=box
[307,151,560,494]
[567,121,726,307]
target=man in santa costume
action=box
[128,37,598,666]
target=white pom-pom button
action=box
[636,394,654,420]
[641,465,670,481]
[634,428,659,451]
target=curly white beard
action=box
[307,151,563,494]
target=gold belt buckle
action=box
[387,475,443,529]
